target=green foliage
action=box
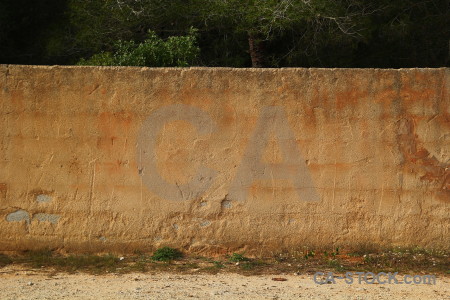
[228,253,250,262]
[328,259,345,272]
[304,250,315,259]
[77,29,199,67]
[0,254,12,267]
[213,261,224,268]
[1,0,448,67]
[151,247,183,261]
[18,250,121,274]
[332,247,340,258]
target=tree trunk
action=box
[248,32,264,68]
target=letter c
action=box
[136,104,216,201]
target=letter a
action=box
[228,106,319,202]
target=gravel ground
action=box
[0,268,448,300]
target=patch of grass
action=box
[236,259,268,275]
[62,254,120,274]
[2,246,448,276]
[304,250,315,259]
[0,254,12,267]
[328,259,345,272]
[126,261,147,272]
[228,253,249,262]
[175,262,199,272]
[151,247,182,262]
[17,250,122,274]
[22,249,54,268]
[240,262,255,270]
[332,247,340,257]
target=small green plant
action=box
[213,261,224,268]
[328,259,345,272]
[331,247,340,258]
[18,250,121,274]
[363,255,373,263]
[23,249,53,268]
[240,262,255,270]
[304,250,315,259]
[228,253,249,262]
[63,254,119,273]
[151,247,182,262]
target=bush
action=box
[151,247,183,261]
[228,253,249,262]
[78,28,199,67]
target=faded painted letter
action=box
[228,106,319,202]
[137,104,217,201]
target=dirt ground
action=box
[0,266,448,300]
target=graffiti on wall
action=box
[137,104,320,202]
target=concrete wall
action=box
[0,65,448,254]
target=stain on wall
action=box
[0,65,448,254]
[397,118,449,203]
[0,184,6,202]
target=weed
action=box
[1,247,447,276]
[328,259,345,272]
[22,249,54,268]
[175,263,199,272]
[62,254,119,273]
[304,250,315,259]
[228,253,249,262]
[0,254,12,267]
[240,262,255,270]
[213,261,224,268]
[128,261,147,272]
[17,250,121,274]
[331,247,340,258]
[151,247,182,262]
[363,255,373,263]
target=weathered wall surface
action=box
[0,65,448,254]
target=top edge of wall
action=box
[0,64,448,72]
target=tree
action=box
[0,0,69,64]
[1,0,448,67]
[107,0,377,67]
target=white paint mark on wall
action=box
[200,220,211,227]
[221,200,232,209]
[6,210,30,224]
[36,194,52,203]
[32,213,61,224]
